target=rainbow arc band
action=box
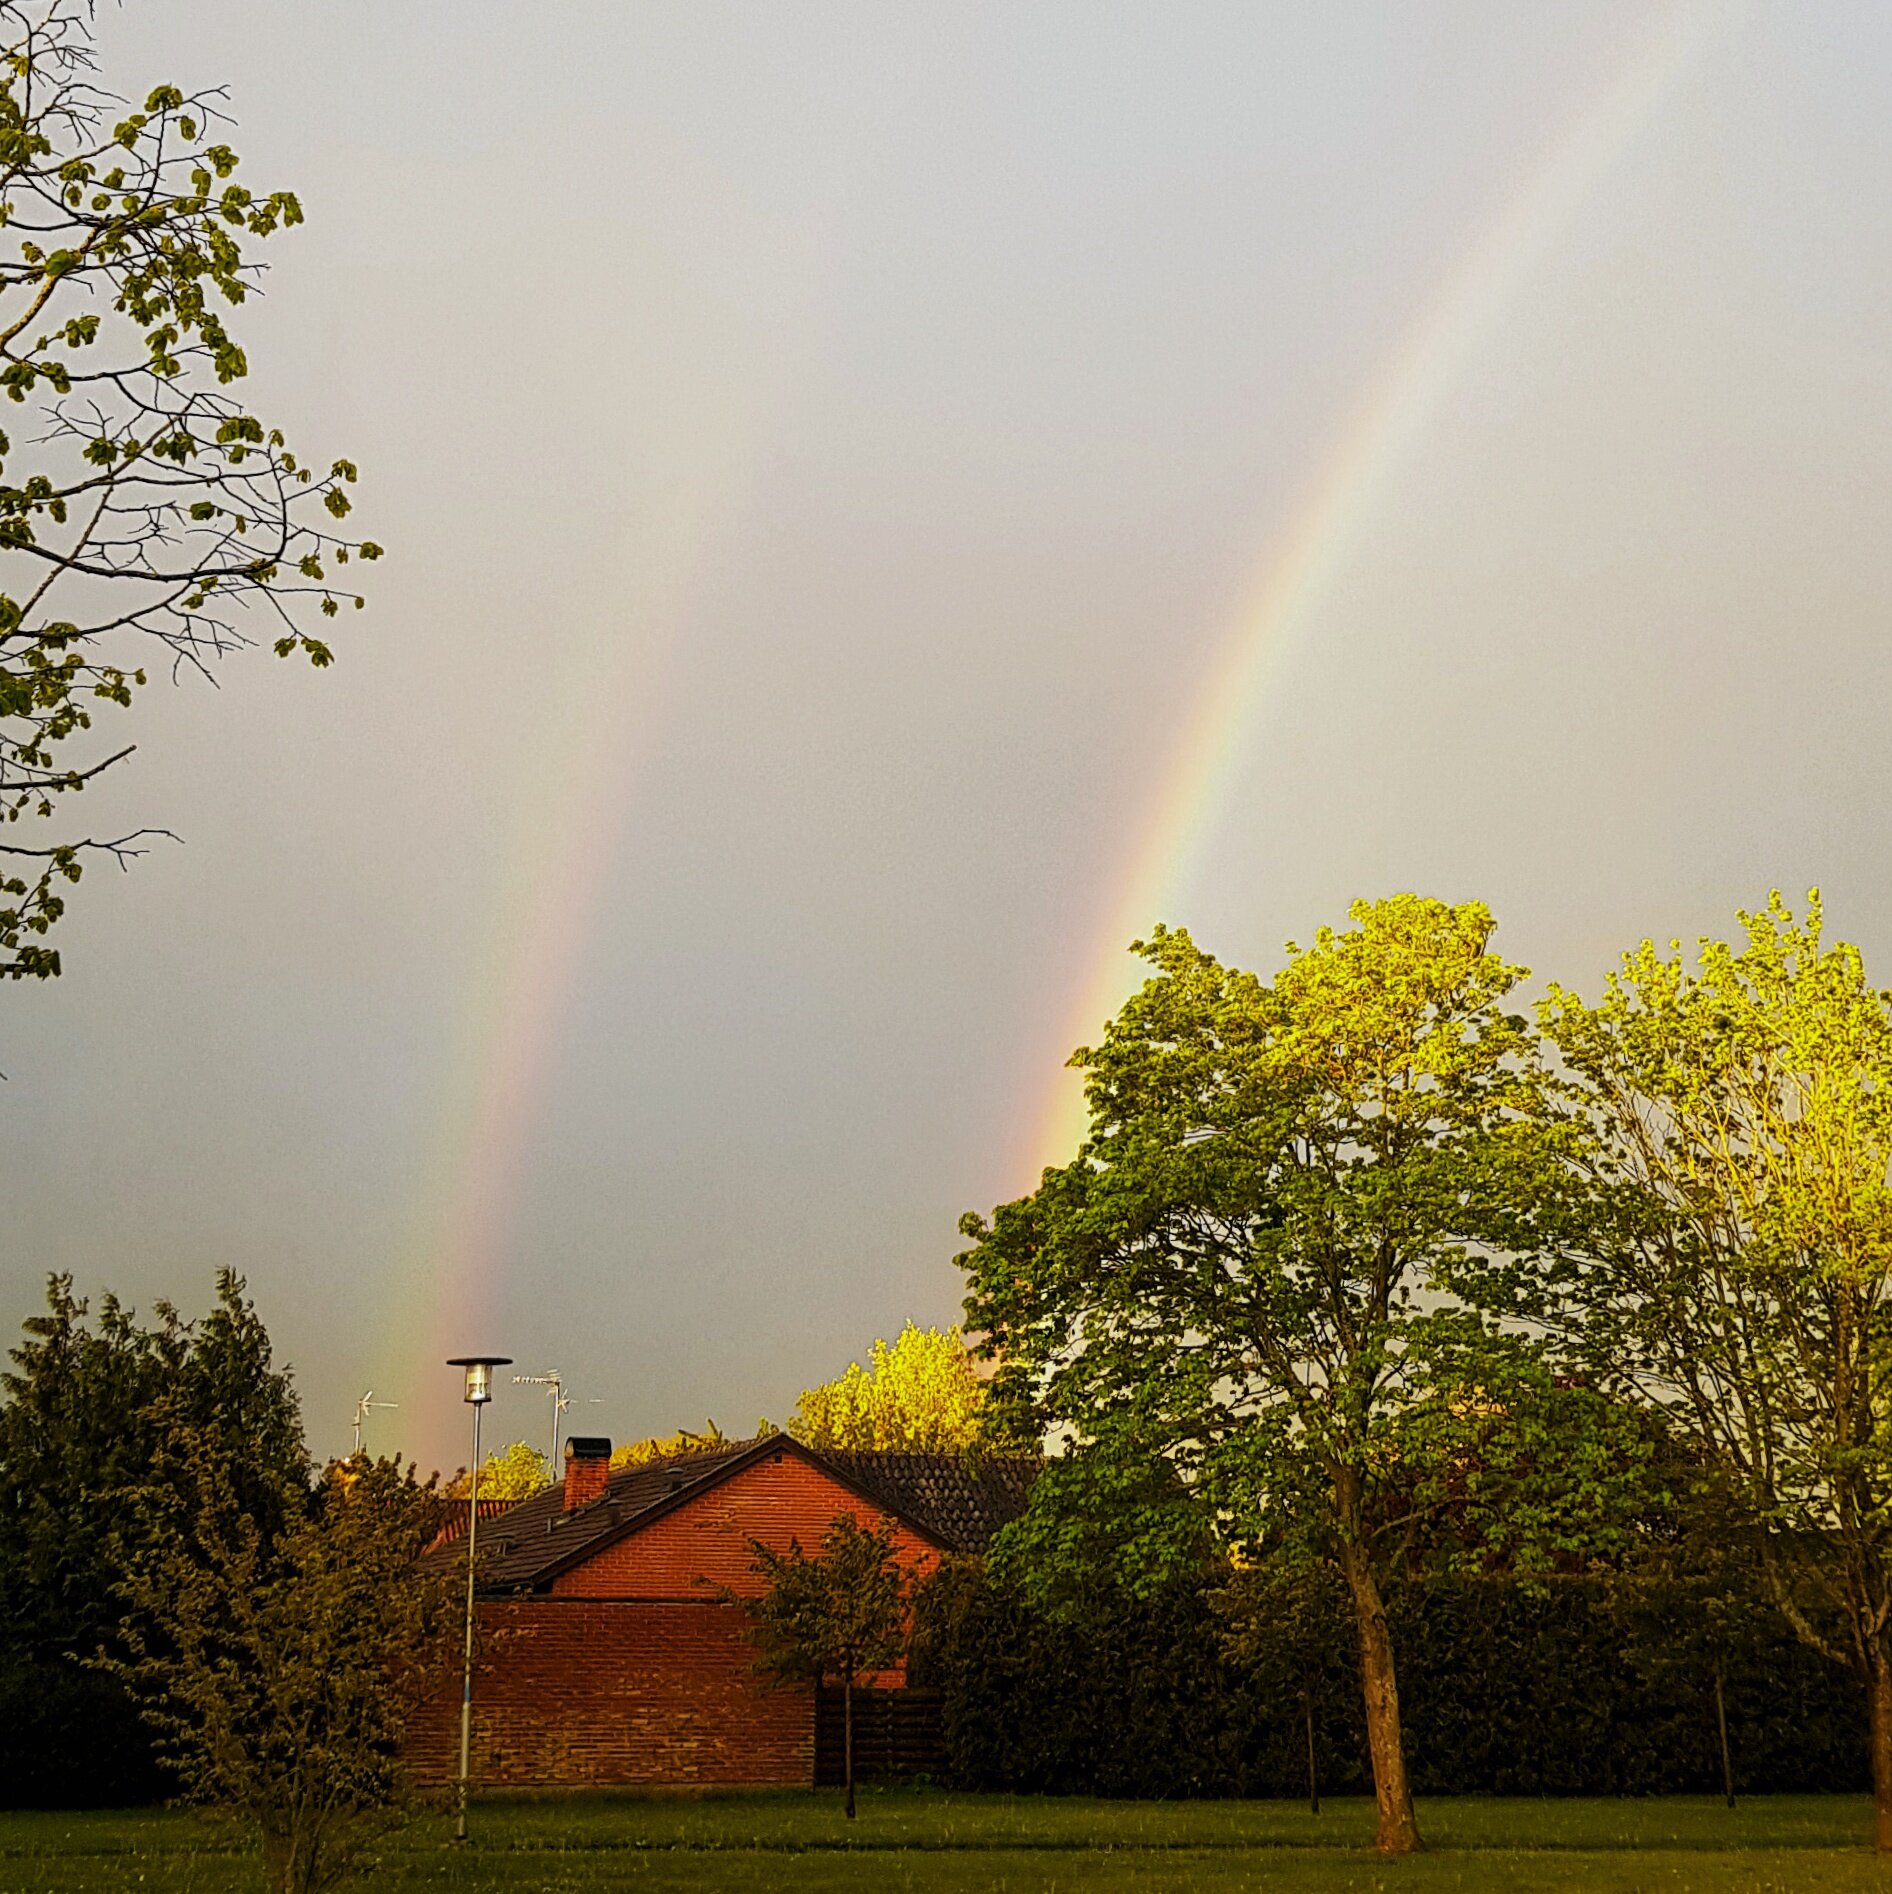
[1026,3,1713,1180]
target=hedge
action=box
[0,1655,166,1808]
[916,1565,1867,1799]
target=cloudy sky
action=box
[5,1,1892,1470]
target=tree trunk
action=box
[1869,1646,1892,1855]
[1340,1545,1419,1854]
[1303,1685,1320,1816]
[843,1674,856,1821]
[1712,1657,1734,1809]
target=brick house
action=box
[409,1431,1036,1789]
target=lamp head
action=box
[447,1355,512,1405]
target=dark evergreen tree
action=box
[0,1271,304,1805]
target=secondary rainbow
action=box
[1024,5,1715,1180]
[373,396,777,1450]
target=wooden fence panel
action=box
[814,1688,946,1785]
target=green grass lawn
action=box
[2,1792,1889,1893]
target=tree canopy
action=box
[609,1419,747,1472]
[0,0,379,979]
[1537,891,1892,1847]
[959,897,1637,1853]
[792,1324,985,1454]
[446,1439,549,1502]
[111,1446,449,1894]
[0,1270,304,1805]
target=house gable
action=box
[550,1442,943,1599]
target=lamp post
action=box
[446,1354,511,1846]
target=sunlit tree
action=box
[792,1325,984,1453]
[609,1419,749,1472]
[444,1439,548,1502]
[1538,892,1892,1851]
[959,898,1587,1855]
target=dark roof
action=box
[817,1451,1040,1555]
[451,1440,761,1592]
[432,1436,1038,1594]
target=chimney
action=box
[563,1436,611,1512]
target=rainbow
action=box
[372,377,779,1440]
[1022,3,1714,1181]
[375,8,1714,1451]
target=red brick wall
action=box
[406,1450,943,1789]
[552,1448,942,1601]
[409,1599,814,1788]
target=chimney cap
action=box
[564,1436,611,1462]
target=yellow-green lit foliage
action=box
[792,1324,984,1453]
[444,1439,548,1501]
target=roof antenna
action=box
[513,1370,601,1475]
[351,1389,397,1457]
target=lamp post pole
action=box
[447,1354,511,1847]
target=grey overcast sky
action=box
[5,1,1892,1470]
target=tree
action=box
[0,1269,304,1805]
[1217,1555,1354,1814]
[792,1324,985,1453]
[445,1439,548,1501]
[111,1445,450,1894]
[1538,891,1892,1850]
[0,0,378,981]
[738,1513,907,1819]
[958,898,1571,1854]
[0,1275,169,1803]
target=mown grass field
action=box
[2,1791,1888,1892]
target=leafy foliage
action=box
[983,1446,1217,1611]
[109,1447,450,1894]
[0,1271,303,1806]
[609,1418,755,1472]
[739,1513,908,1817]
[916,1554,1242,1798]
[445,1439,549,1501]
[958,897,1606,1850]
[0,1,379,978]
[1536,892,1892,1835]
[792,1324,985,1453]
[920,1552,1865,1800]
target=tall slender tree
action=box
[1539,892,1892,1850]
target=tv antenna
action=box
[351,1389,397,1456]
[513,1369,603,1473]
